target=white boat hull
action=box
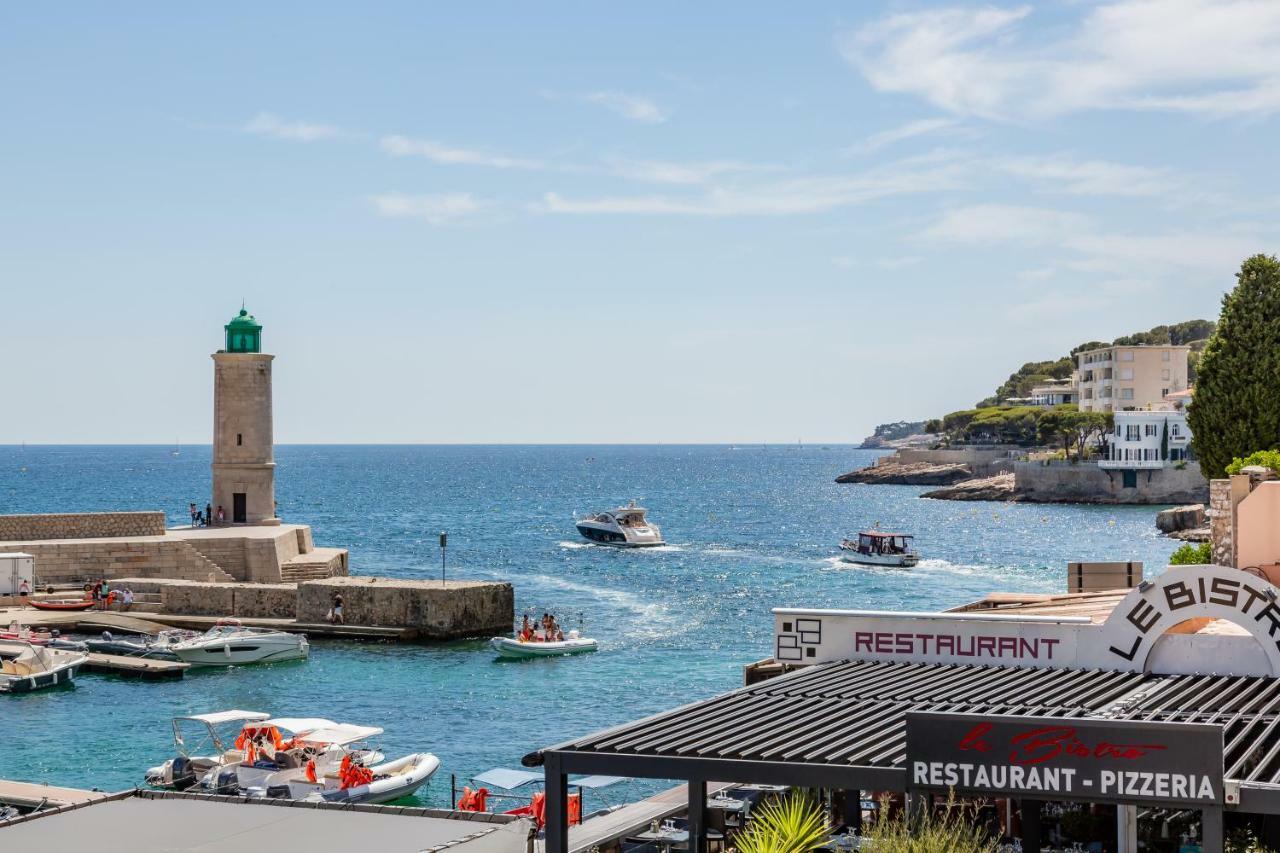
[575,522,665,547]
[839,551,920,568]
[172,635,309,665]
[490,636,598,659]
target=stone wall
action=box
[296,577,513,639]
[1014,462,1208,504]
[0,540,234,586]
[1210,479,1236,567]
[114,577,296,618]
[0,512,166,541]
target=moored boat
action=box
[839,531,920,567]
[28,598,95,611]
[168,619,308,666]
[490,632,598,659]
[0,641,87,693]
[85,629,196,658]
[575,500,665,547]
[145,710,271,790]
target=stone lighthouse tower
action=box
[211,307,278,525]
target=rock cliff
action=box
[835,462,974,486]
[920,473,1016,501]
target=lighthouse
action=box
[211,307,278,525]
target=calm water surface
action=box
[0,445,1178,804]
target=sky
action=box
[3,1,1279,444]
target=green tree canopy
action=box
[1188,254,1280,477]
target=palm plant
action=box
[732,792,830,853]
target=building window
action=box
[1120,388,1134,400]
[1162,388,1169,398]
[237,433,243,446]
[1162,369,1171,380]
[1172,423,1181,437]
[1120,368,1134,380]
[1126,425,1141,441]
[1162,350,1171,361]
[1145,424,1157,436]
[1120,351,1135,361]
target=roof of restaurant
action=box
[0,791,533,853]
[527,659,1280,801]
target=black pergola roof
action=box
[526,659,1280,812]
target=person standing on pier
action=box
[205,503,212,527]
[328,593,344,625]
[189,503,199,527]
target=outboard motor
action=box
[211,767,240,796]
[265,784,291,799]
[168,756,197,792]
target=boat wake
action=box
[557,541,590,549]
[526,574,684,639]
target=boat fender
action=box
[169,756,197,791]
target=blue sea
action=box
[0,445,1179,805]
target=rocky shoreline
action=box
[834,461,974,486]
[920,473,1016,501]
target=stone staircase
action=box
[280,561,340,582]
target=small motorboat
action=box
[490,630,599,659]
[28,598,95,611]
[575,500,665,547]
[839,531,920,568]
[145,710,272,790]
[220,721,438,805]
[169,619,309,666]
[0,641,87,693]
[85,629,195,659]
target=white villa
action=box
[1100,409,1192,469]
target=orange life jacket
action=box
[457,786,490,811]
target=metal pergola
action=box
[526,659,1280,852]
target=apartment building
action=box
[1076,344,1190,413]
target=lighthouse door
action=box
[233,493,247,524]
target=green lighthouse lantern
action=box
[225,306,262,353]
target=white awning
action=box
[259,718,337,735]
[180,710,270,726]
[300,723,384,745]
[473,768,544,790]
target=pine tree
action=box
[1188,254,1280,477]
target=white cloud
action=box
[876,256,922,270]
[606,158,776,185]
[842,1,1280,119]
[846,118,961,155]
[922,204,1093,244]
[993,154,1175,196]
[379,135,544,170]
[583,92,668,124]
[921,204,1268,274]
[369,193,489,225]
[538,157,969,217]
[243,112,345,142]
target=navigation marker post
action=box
[439,531,447,586]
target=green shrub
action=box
[733,792,829,853]
[1170,542,1212,565]
[860,793,997,852]
[1226,449,1280,475]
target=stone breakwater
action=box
[115,576,514,640]
[0,512,166,541]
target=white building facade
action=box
[1100,409,1192,470]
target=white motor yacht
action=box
[169,619,309,665]
[575,501,665,547]
[839,531,920,568]
[0,640,87,693]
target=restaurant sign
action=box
[905,712,1223,807]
